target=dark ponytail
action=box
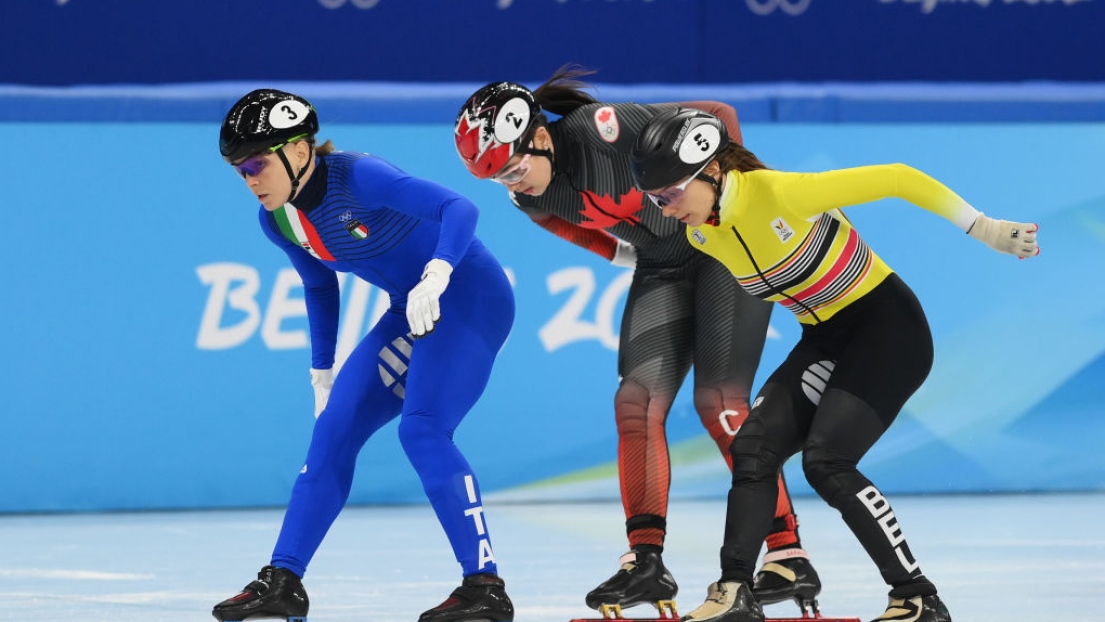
[532,64,599,116]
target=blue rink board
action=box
[5,81,1105,123]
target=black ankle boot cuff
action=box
[462,573,504,587]
[889,577,937,598]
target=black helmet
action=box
[454,81,542,179]
[631,107,729,191]
[220,89,319,163]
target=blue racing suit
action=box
[257,151,515,579]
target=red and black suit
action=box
[511,101,803,553]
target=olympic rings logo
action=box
[746,0,813,16]
[318,0,381,8]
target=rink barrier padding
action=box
[3,82,1105,124]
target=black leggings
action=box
[720,274,939,597]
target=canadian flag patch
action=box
[593,106,620,143]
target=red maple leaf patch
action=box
[577,189,645,229]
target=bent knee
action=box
[397,413,451,451]
[729,418,782,485]
[802,443,862,507]
[614,379,672,433]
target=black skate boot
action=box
[751,552,822,616]
[683,581,764,622]
[870,594,951,622]
[585,549,678,613]
[211,565,308,622]
[419,572,514,622]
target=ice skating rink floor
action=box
[2,492,1102,622]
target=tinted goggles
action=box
[645,162,712,208]
[233,153,270,178]
[232,133,310,178]
[491,154,532,185]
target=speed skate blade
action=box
[570,618,861,622]
[570,599,679,621]
[568,613,678,620]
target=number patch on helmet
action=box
[678,124,721,165]
[269,100,312,129]
[493,97,532,144]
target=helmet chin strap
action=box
[518,144,553,166]
[518,125,554,166]
[276,147,312,204]
[697,171,722,226]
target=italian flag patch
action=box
[273,204,335,261]
[346,219,369,240]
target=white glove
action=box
[611,239,637,269]
[406,258,453,338]
[310,368,333,419]
[967,214,1040,259]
